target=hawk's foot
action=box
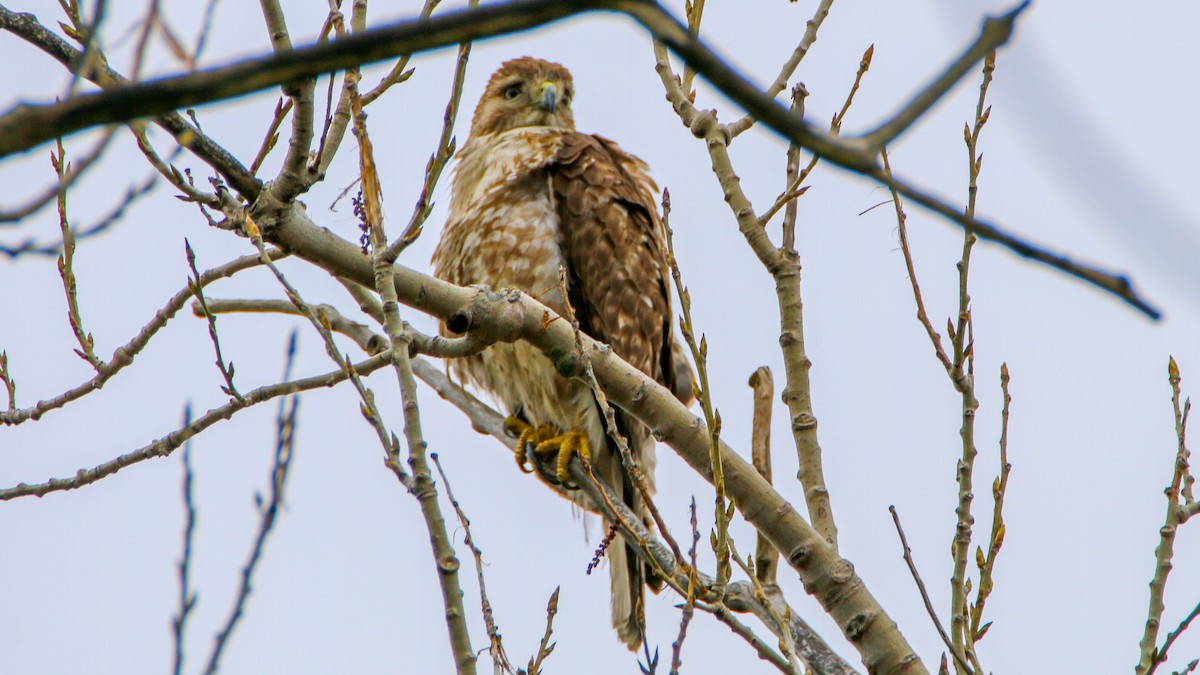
[534,430,591,486]
[505,416,558,475]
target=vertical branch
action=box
[525,587,560,675]
[202,335,300,675]
[52,138,104,371]
[185,240,243,400]
[431,453,512,675]
[663,189,732,589]
[1136,357,1192,674]
[680,0,705,95]
[651,40,839,549]
[748,367,778,586]
[171,404,198,675]
[771,169,836,553]
[258,0,316,203]
[669,498,702,675]
[350,69,477,674]
[0,352,16,411]
[781,87,804,251]
[384,0,479,262]
[969,364,1012,647]
[949,51,995,673]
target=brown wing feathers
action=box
[551,132,674,395]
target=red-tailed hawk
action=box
[432,57,687,649]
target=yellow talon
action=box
[534,431,590,486]
[505,416,556,475]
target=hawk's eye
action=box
[503,84,523,100]
[563,88,573,105]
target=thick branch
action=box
[263,203,924,674]
[411,357,856,675]
[0,3,1158,316]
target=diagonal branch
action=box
[1,249,281,426]
[0,349,388,501]
[0,2,1159,315]
[202,334,301,675]
[410,357,856,675]
[259,202,917,671]
[0,6,259,198]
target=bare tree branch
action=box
[257,195,921,672]
[0,349,389,500]
[1137,358,1194,674]
[171,405,198,675]
[0,2,1158,316]
[410,358,857,675]
[890,506,971,673]
[202,334,300,675]
[0,249,280,426]
[0,6,259,197]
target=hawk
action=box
[432,57,689,649]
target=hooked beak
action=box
[537,82,558,112]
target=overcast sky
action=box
[3,1,1200,673]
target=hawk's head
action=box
[469,57,575,137]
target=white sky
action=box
[3,1,1200,673]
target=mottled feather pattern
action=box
[431,57,684,651]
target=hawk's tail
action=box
[609,536,645,650]
[603,418,658,651]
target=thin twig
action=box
[349,70,476,672]
[525,587,560,675]
[0,125,115,223]
[727,0,835,138]
[726,537,804,673]
[248,97,293,175]
[890,506,972,674]
[1,250,278,426]
[171,404,198,675]
[360,0,440,105]
[0,352,15,411]
[693,600,795,674]
[185,240,242,400]
[969,364,1013,646]
[1137,358,1193,674]
[384,0,478,262]
[129,122,219,205]
[761,43,873,230]
[432,453,513,675]
[662,189,732,587]
[1151,598,1200,675]
[679,0,705,96]
[52,137,104,371]
[0,348,383,502]
[883,148,953,374]
[202,333,300,675]
[669,497,701,675]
